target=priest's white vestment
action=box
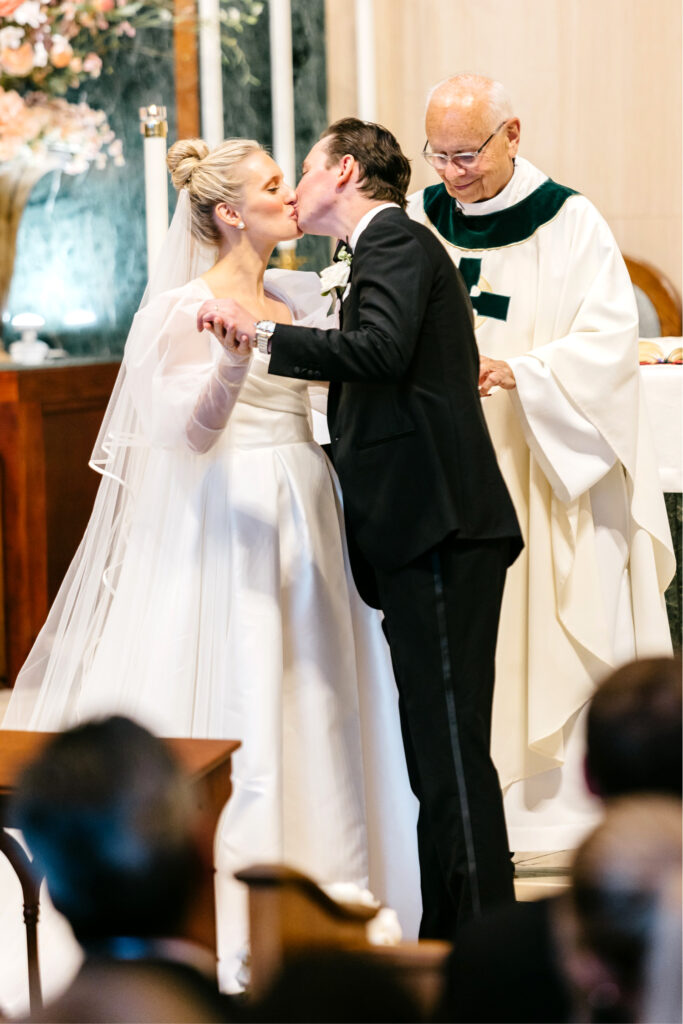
[408,158,675,849]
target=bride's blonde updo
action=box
[167,137,263,246]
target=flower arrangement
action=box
[0,1,264,170]
[0,1,264,96]
[0,1,171,96]
[0,84,120,171]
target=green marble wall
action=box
[6,0,328,356]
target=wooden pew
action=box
[235,864,450,1018]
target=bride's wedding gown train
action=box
[1,270,420,1006]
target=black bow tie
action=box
[333,239,353,261]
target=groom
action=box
[198,118,522,937]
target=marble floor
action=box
[513,851,571,900]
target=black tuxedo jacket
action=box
[269,207,522,572]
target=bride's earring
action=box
[237,221,245,230]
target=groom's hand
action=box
[197,298,257,352]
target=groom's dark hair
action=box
[321,118,411,209]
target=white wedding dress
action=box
[1,269,420,1006]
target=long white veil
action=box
[3,191,217,729]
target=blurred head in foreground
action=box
[585,655,682,800]
[563,795,682,1023]
[13,715,205,947]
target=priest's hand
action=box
[478,356,516,396]
[197,298,256,353]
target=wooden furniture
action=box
[0,358,119,687]
[235,864,451,1018]
[0,731,239,1016]
[625,256,682,336]
[173,0,200,138]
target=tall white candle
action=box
[198,0,224,149]
[355,0,376,122]
[269,0,296,256]
[139,106,169,274]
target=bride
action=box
[2,137,420,996]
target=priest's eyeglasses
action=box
[422,121,508,170]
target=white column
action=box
[355,0,376,121]
[268,0,296,257]
[139,105,169,274]
[198,0,224,149]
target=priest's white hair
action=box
[425,74,515,125]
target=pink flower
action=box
[0,135,24,160]
[115,19,135,37]
[82,51,102,77]
[49,35,73,68]
[11,1,45,28]
[92,0,115,10]
[0,87,25,124]
[1,41,34,76]
[0,0,25,16]
[0,25,24,49]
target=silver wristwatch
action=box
[254,319,276,354]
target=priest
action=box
[408,74,675,850]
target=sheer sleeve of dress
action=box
[2,261,327,731]
[123,285,252,453]
[2,285,253,728]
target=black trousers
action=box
[373,533,515,938]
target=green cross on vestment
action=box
[458,257,510,322]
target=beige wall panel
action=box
[325,0,359,123]
[325,0,682,289]
[610,217,682,289]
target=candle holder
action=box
[271,248,306,271]
[139,105,168,139]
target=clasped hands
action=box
[196,300,516,396]
[478,356,516,396]
[197,298,257,357]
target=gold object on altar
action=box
[270,246,306,271]
[139,105,168,138]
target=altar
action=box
[0,358,120,687]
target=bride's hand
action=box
[197,298,257,351]
[199,313,251,360]
[219,323,252,359]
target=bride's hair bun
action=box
[167,138,211,192]
[166,136,263,246]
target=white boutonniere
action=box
[319,245,353,296]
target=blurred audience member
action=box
[585,655,681,798]
[12,716,236,1023]
[560,796,681,1023]
[639,868,682,1024]
[436,655,682,1023]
